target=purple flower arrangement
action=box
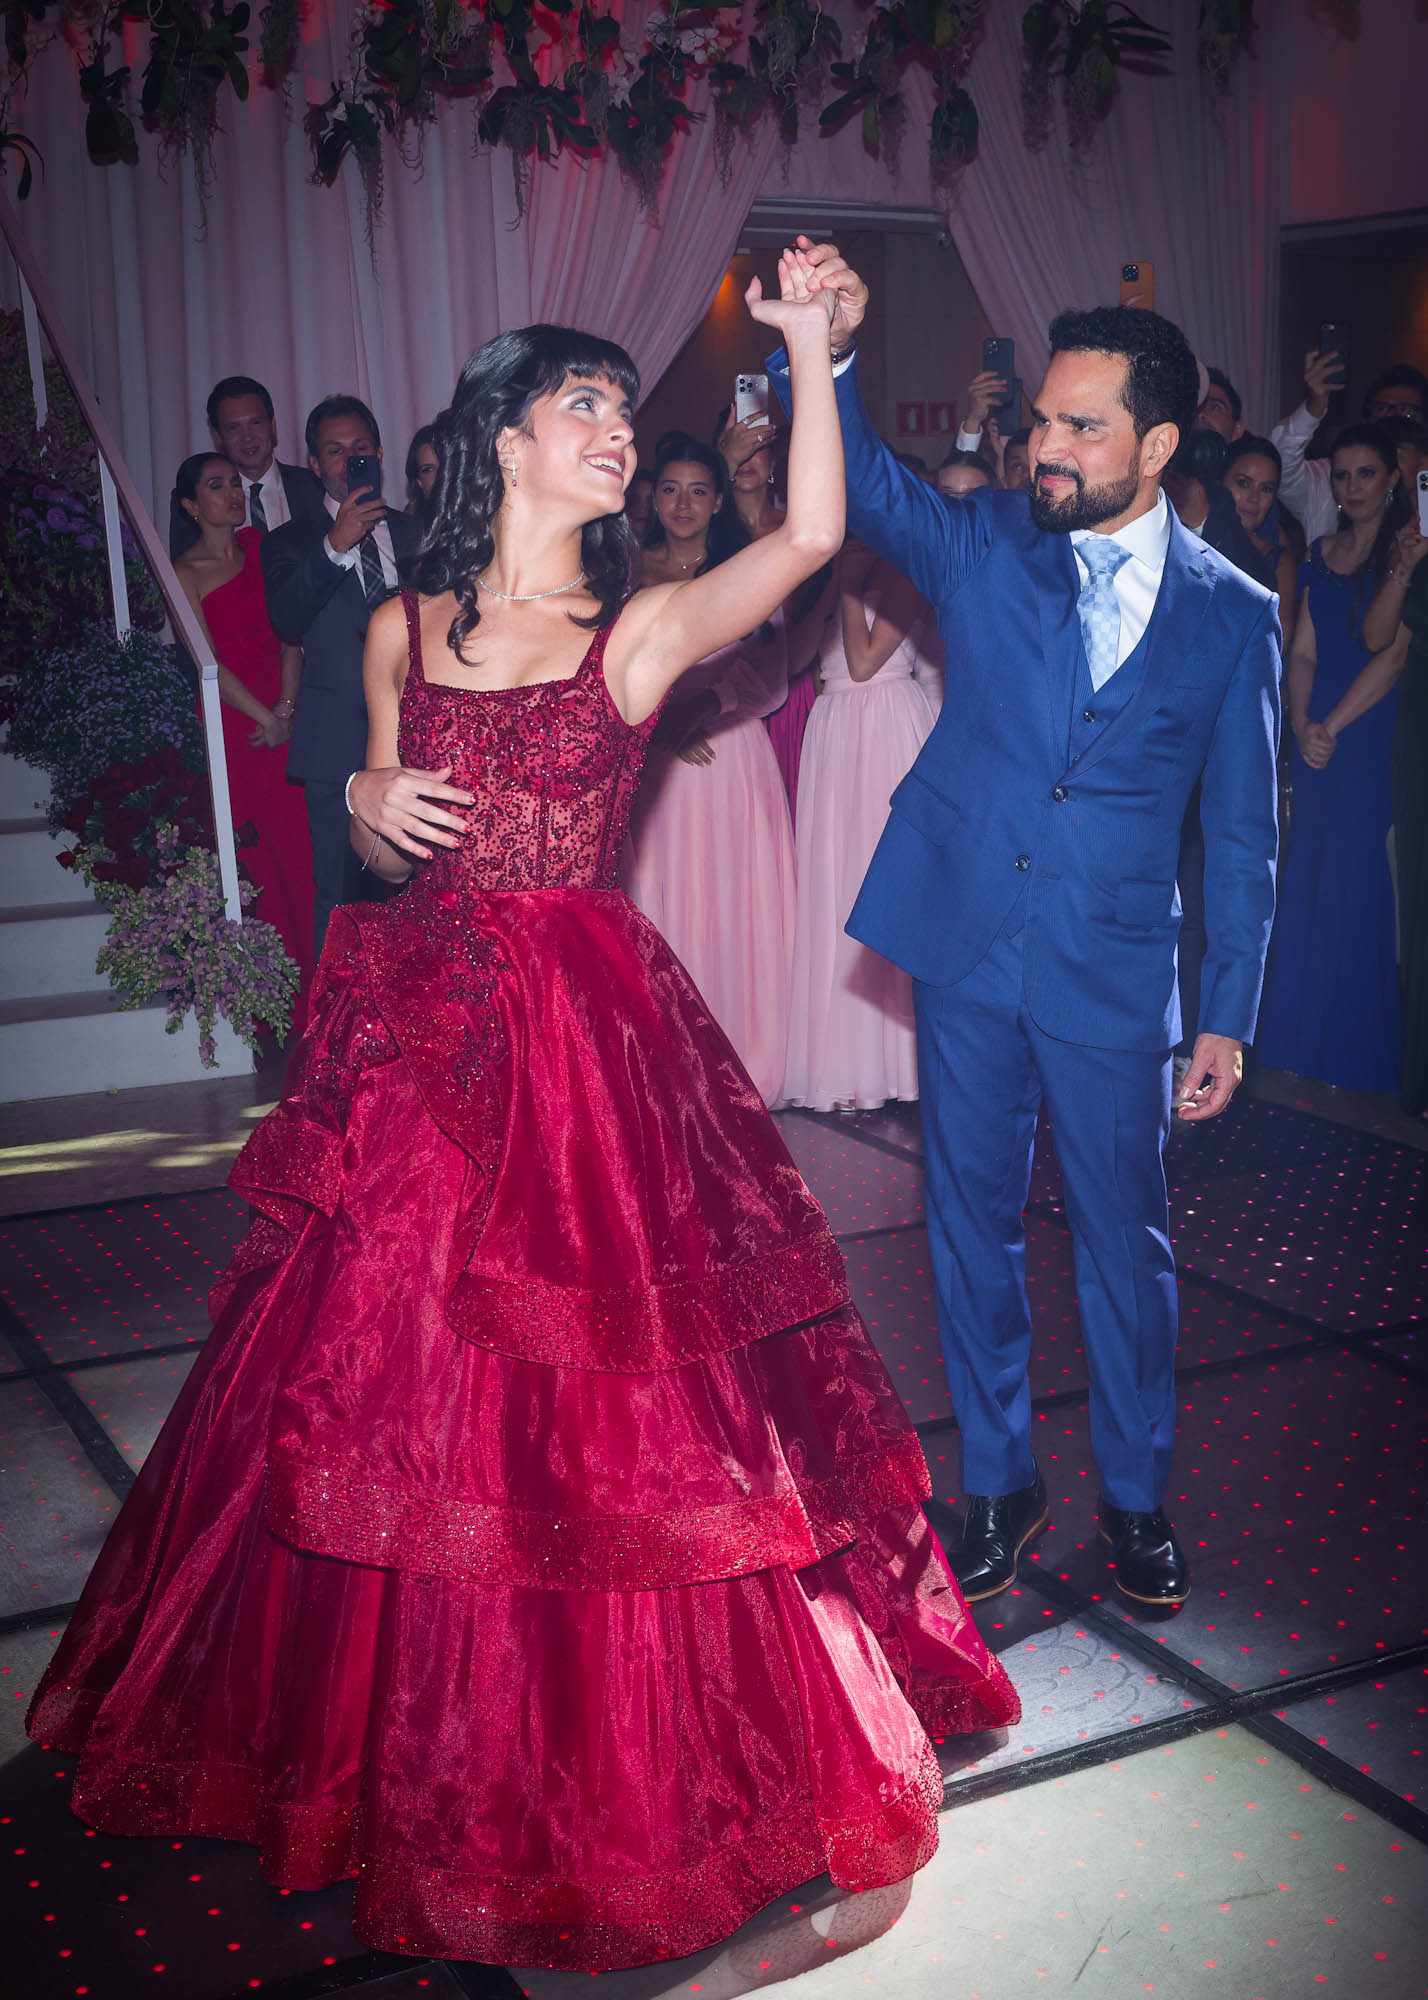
[94,822,300,1066]
[0,472,166,694]
[7,626,204,828]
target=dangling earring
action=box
[500,458,518,488]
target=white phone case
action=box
[734,373,770,425]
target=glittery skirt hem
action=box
[261,1430,933,1588]
[52,1741,945,1972]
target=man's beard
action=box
[1030,455,1142,533]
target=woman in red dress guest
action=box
[29,257,1016,1972]
[172,451,316,998]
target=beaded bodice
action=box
[396,593,660,893]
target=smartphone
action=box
[1120,261,1155,309]
[995,376,1023,432]
[734,373,769,425]
[345,452,382,498]
[981,336,1015,386]
[1418,468,1428,536]
[1318,322,1350,387]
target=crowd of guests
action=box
[168,338,1428,1121]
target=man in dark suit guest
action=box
[770,242,1280,1614]
[169,376,323,558]
[261,395,420,958]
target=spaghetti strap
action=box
[401,590,425,684]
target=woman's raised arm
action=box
[607,253,843,725]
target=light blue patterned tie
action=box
[1076,538,1132,692]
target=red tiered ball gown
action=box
[28,594,1018,1972]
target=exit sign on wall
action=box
[896,401,926,434]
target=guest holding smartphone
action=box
[262,397,422,956]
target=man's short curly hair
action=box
[1047,306,1200,444]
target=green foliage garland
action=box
[0,1,1315,216]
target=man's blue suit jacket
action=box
[261,508,421,786]
[769,352,1282,1055]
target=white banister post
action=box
[98,456,132,638]
[199,666,243,923]
[0,187,242,928]
[19,272,47,429]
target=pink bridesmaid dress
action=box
[783,596,942,1111]
[623,612,796,1105]
[765,667,818,827]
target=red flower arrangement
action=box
[58,744,254,891]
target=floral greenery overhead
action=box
[0,1,1319,217]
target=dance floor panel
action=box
[1273,1665,1428,1805]
[64,1348,202,1468]
[775,1116,925,1235]
[512,1726,1428,2000]
[0,1379,119,1616]
[976,1350,1426,1692]
[0,1190,248,1364]
[2,1086,1424,1998]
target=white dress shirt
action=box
[322,492,399,588]
[1069,489,1173,670]
[830,350,1171,667]
[1269,401,1337,543]
[246,457,292,532]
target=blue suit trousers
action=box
[914,915,1178,1513]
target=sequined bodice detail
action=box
[397,593,659,893]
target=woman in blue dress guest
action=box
[1256,425,1411,1091]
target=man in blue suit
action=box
[770,241,1280,1610]
[262,396,421,959]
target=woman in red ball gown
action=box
[172,451,316,998]
[29,256,1017,1972]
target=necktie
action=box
[248,481,268,533]
[1076,538,1132,692]
[359,532,386,606]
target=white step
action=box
[0,903,111,1000]
[0,753,50,821]
[0,990,254,1101]
[1,821,94,908]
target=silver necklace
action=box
[477,570,586,603]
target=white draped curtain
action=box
[773,0,1423,431]
[7,0,779,520]
[6,0,1423,515]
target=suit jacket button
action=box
[1082,708,1096,724]
[1052,785,1068,802]
[1015,853,1031,871]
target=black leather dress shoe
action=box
[1097,1499,1191,1606]
[931,1469,1049,1602]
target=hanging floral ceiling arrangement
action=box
[0,2,1314,214]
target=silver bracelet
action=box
[344,770,360,815]
[360,823,382,871]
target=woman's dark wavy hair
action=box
[173,451,236,516]
[414,325,640,661]
[1223,433,1282,482]
[642,431,749,573]
[1328,422,1410,641]
[404,423,439,511]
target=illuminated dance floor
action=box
[2,1089,1425,1998]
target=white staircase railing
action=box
[0,187,242,922]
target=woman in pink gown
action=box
[784,544,942,1111]
[624,434,800,1104]
[29,273,1017,1973]
[173,454,316,999]
[717,403,827,823]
